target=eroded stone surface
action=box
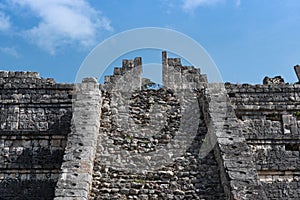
[0,53,300,200]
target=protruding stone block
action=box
[263,76,284,85]
[294,65,300,82]
[82,77,97,83]
[134,57,142,67]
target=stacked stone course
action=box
[226,83,300,199]
[0,72,73,199]
[0,52,299,199]
[54,78,101,200]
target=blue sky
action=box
[0,0,299,84]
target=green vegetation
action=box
[132,178,146,184]
[293,111,300,120]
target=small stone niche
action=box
[285,144,300,151]
[266,113,282,121]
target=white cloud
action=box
[12,0,112,54]
[235,0,241,7]
[182,0,223,11]
[160,0,176,14]
[0,11,11,31]
[0,47,20,58]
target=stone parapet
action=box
[200,83,267,200]
[54,78,101,200]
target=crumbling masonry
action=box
[0,52,299,200]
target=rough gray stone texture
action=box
[104,57,142,91]
[226,83,300,199]
[162,51,207,90]
[91,54,225,199]
[263,76,285,85]
[0,53,300,199]
[0,71,73,199]
[200,83,267,200]
[54,77,101,200]
[294,65,300,82]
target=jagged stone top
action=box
[104,57,142,85]
[0,71,76,89]
[0,71,40,78]
[163,51,201,75]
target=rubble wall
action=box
[1,54,300,200]
[90,55,226,199]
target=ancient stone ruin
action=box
[0,52,299,199]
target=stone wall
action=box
[162,51,207,90]
[104,57,142,91]
[54,78,101,200]
[91,87,226,199]
[226,83,300,199]
[90,53,226,199]
[200,83,267,200]
[0,72,73,199]
[0,53,300,200]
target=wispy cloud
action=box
[0,47,20,58]
[12,0,112,54]
[182,0,223,11]
[160,0,176,14]
[0,11,11,31]
[235,0,241,7]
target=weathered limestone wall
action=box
[91,88,226,199]
[225,83,300,120]
[162,51,207,90]
[104,57,142,91]
[90,55,226,199]
[200,83,267,200]
[54,78,101,200]
[226,83,300,199]
[0,72,73,199]
[1,54,299,200]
